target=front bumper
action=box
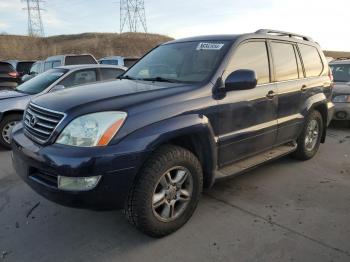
[332,102,350,120]
[11,124,149,210]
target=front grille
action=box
[29,169,58,188]
[23,103,65,144]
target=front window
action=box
[15,69,67,94]
[124,41,230,83]
[330,64,350,83]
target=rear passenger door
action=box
[270,41,305,144]
[217,40,278,166]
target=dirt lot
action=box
[0,123,349,262]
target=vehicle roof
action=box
[329,59,350,65]
[56,64,127,70]
[164,29,318,46]
[45,54,95,60]
[99,56,123,60]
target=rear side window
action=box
[100,68,125,80]
[298,44,323,77]
[65,55,97,65]
[52,61,61,68]
[271,42,298,81]
[228,41,270,84]
[17,62,34,74]
[100,60,119,65]
[44,62,53,71]
[0,62,14,73]
[60,69,97,88]
[124,58,138,68]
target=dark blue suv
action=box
[11,29,334,237]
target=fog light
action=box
[58,176,101,191]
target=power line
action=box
[120,0,147,33]
[22,0,45,37]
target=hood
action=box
[32,79,191,113]
[333,83,350,95]
[0,90,29,100]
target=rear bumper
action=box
[332,102,350,120]
[11,124,149,210]
[0,81,19,89]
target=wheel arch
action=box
[118,114,218,188]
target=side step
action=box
[215,142,297,180]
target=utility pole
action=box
[22,0,45,37]
[120,0,147,33]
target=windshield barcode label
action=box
[196,42,224,50]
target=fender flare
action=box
[117,114,218,187]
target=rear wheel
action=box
[292,110,323,160]
[0,114,22,149]
[124,145,203,237]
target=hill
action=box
[0,32,173,60]
[0,32,349,61]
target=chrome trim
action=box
[24,103,67,144]
[217,114,304,142]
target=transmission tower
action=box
[120,0,147,33]
[22,0,45,37]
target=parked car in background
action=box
[11,29,333,237]
[0,64,126,148]
[21,60,45,82]
[6,60,35,77]
[0,61,23,90]
[43,54,98,72]
[99,56,139,68]
[329,59,350,124]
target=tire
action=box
[0,114,22,150]
[124,145,203,237]
[292,110,323,160]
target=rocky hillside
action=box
[0,32,173,60]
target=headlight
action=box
[333,95,350,103]
[56,111,127,147]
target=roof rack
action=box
[255,29,313,42]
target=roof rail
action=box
[255,29,313,42]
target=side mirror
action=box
[51,84,65,92]
[225,69,257,91]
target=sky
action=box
[0,0,349,51]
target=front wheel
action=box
[292,110,323,160]
[124,145,203,237]
[0,114,22,150]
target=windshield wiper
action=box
[118,75,137,80]
[140,77,183,83]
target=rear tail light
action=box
[8,71,20,78]
[328,69,333,82]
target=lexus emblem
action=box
[29,115,38,127]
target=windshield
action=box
[124,41,230,83]
[330,64,350,82]
[16,69,67,94]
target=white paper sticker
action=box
[196,42,224,50]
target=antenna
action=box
[120,0,147,33]
[22,0,45,37]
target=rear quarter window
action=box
[65,55,97,65]
[298,44,323,77]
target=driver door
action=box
[216,41,278,166]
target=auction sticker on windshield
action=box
[196,42,224,50]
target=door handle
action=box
[266,90,276,99]
[301,85,307,92]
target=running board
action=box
[215,142,297,180]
